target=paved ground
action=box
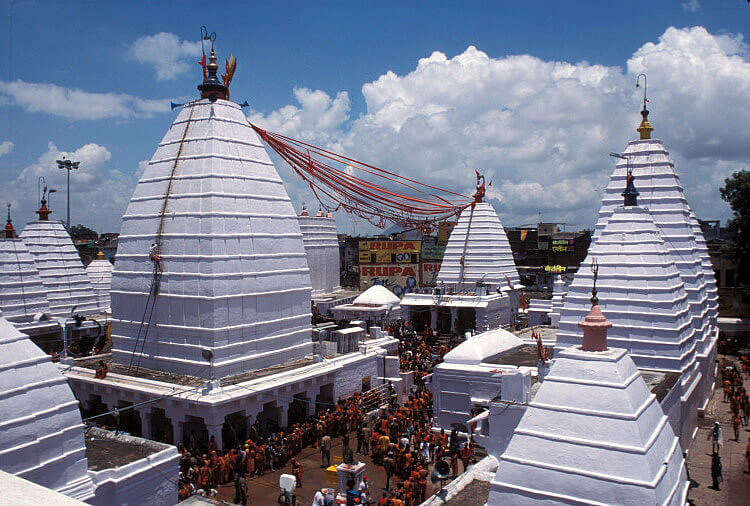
[686,357,750,505]
[216,435,455,505]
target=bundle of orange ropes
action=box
[251,125,479,230]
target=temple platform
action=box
[64,334,401,452]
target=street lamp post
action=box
[56,157,79,229]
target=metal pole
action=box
[67,168,70,228]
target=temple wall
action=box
[87,429,179,506]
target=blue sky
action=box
[1,0,749,232]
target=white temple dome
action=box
[110,98,313,378]
[443,327,523,365]
[85,252,113,312]
[595,138,715,358]
[353,285,400,306]
[20,217,98,318]
[437,202,519,290]
[0,315,94,500]
[557,205,697,375]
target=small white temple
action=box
[298,207,341,295]
[19,194,99,317]
[489,299,689,505]
[85,251,113,313]
[330,284,402,326]
[0,207,52,325]
[401,200,521,334]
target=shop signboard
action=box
[359,263,419,297]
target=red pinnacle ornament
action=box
[578,304,612,352]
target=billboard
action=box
[359,240,421,264]
[420,262,442,285]
[552,238,574,252]
[359,264,419,297]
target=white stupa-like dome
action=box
[85,251,113,312]
[490,303,688,505]
[298,209,341,295]
[557,204,697,375]
[595,136,715,362]
[353,285,400,306]
[0,213,51,321]
[0,315,94,500]
[437,202,519,290]
[19,200,98,318]
[110,54,313,378]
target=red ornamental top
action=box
[36,201,51,221]
[577,304,612,352]
[4,218,15,238]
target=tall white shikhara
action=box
[110,99,313,378]
[437,201,520,290]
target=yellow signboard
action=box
[359,264,419,297]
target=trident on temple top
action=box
[635,73,653,140]
[590,257,599,305]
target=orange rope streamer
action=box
[251,125,477,229]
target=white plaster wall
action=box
[0,238,51,320]
[333,354,381,401]
[110,99,313,378]
[20,221,98,317]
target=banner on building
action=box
[552,238,574,252]
[359,264,419,297]
[360,240,421,264]
[420,262,442,285]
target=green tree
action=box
[720,170,750,284]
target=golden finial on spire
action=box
[636,73,653,140]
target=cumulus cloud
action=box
[682,0,700,13]
[248,88,351,146]
[128,32,202,81]
[2,142,138,232]
[0,80,169,120]
[0,140,13,156]
[251,26,747,228]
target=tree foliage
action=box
[720,170,750,284]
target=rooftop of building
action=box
[84,427,171,471]
[77,356,315,387]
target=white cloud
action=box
[682,0,700,13]
[0,140,13,156]
[2,141,138,232]
[251,26,747,229]
[248,88,351,146]
[0,80,169,120]
[128,32,202,81]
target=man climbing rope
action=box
[149,242,163,273]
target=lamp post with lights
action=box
[55,156,79,229]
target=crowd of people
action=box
[175,320,468,505]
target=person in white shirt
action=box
[312,489,326,506]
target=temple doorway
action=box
[456,308,476,335]
[222,411,248,449]
[149,408,174,444]
[316,383,334,414]
[183,415,209,449]
[288,393,310,426]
